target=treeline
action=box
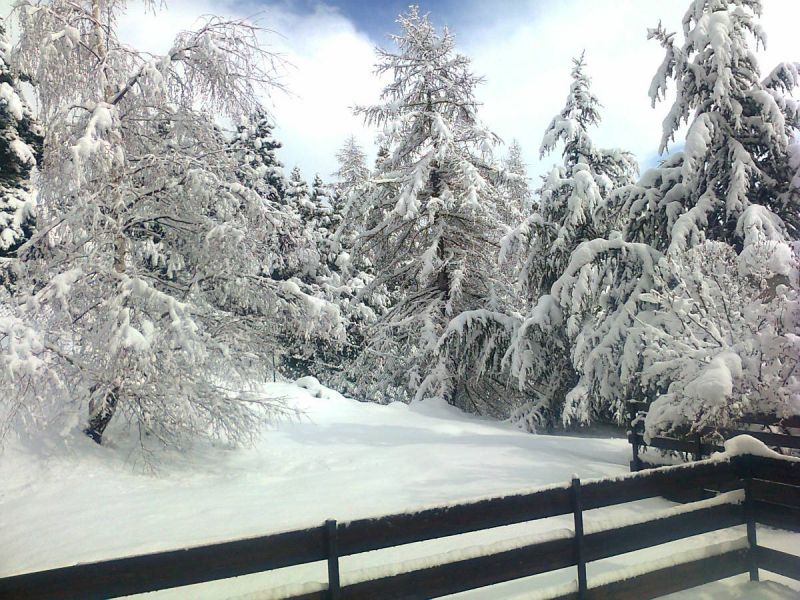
[0,0,797,450]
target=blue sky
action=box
[5,0,799,181]
[265,0,493,41]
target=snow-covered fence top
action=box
[627,401,800,471]
[1,437,798,600]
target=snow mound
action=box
[293,376,345,400]
[718,434,800,461]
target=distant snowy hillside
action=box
[0,381,795,599]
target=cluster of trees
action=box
[0,0,797,450]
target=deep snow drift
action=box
[0,380,796,599]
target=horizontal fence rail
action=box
[1,448,799,600]
[626,403,800,471]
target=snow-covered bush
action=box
[638,241,799,437]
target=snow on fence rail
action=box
[627,401,800,471]
[1,441,799,600]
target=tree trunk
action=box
[84,386,119,444]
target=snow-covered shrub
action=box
[639,241,799,437]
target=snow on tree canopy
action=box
[497,55,637,429]
[348,5,508,410]
[0,0,344,451]
[645,0,800,250]
[0,16,42,266]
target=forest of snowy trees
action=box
[0,0,798,450]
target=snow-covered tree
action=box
[505,54,637,301]
[310,173,335,230]
[0,1,344,448]
[493,55,637,428]
[350,6,505,408]
[497,139,531,221]
[0,17,42,268]
[331,135,370,249]
[285,166,314,222]
[334,136,369,200]
[231,109,286,205]
[634,1,800,252]
[545,2,800,429]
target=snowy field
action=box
[0,380,797,599]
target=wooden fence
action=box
[1,448,799,600]
[627,401,800,471]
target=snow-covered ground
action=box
[1,380,797,599]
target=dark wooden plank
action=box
[752,479,800,508]
[582,548,749,600]
[580,459,739,510]
[749,455,800,487]
[0,526,327,600]
[737,414,800,428]
[340,535,575,600]
[337,486,572,556]
[584,501,745,563]
[340,459,742,557]
[756,546,800,581]
[628,432,723,456]
[627,401,649,413]
[755,500,800,532]
[284,591,327,600]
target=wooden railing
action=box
[1,448,798,600]
[627,401,800,471]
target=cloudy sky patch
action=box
[3,0,798,182]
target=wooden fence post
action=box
[325,519,341,599]
[693,433,703,462]
[571,477,588,599]
[742,457,759,582]
[628,404,642,472]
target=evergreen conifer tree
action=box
[351,6,505,407]
[0,17,42,266]
[498,139,531,220]
[231,109,286,204]
[624,0,800,252]
[547,1,800,430]
[497,55,636,428]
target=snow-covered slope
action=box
[0,381,795,599]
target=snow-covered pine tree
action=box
[285,166,314,222]
[334,136,369,201]
[310,173,335,231]
[332,135,370,247]
[505,54,637,303]
[498,139,532,221]
[546,2,800,431]
[350,6,505,409]
[496,54,637,429]
[230,109,311,283]
[231,109,286,205]
[0,0,344,448]
[0,17,42,270]
[636,0,800,252]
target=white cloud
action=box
[460,0,800,179]
[111,0,380,180]
[4,0,799,185]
